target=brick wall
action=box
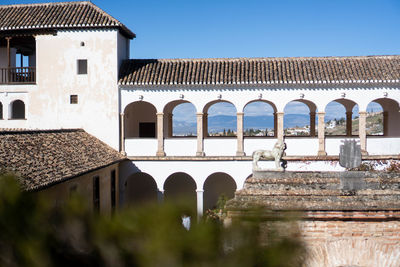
[226,171,400,267]
[299,220,400,267]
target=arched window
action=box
[284,100,316,136]
[164,172,197,213]
[0,102,3,119]
[204,101,237,137]
[203,172,237,211]
[11,100,25,119]
[369,98,400,137]
[243,101,275,136]
[125,172,158,206]
[163,101,196,137]
[124,101,157,138]
[325,99,357,136]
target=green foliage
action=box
[0,174,304,267]
[216,194,229,210]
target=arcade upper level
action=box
[119,57,400,158]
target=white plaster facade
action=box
[120,84,400,214]
[1,2,399,217]
[0,29,129,150]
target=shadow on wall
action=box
[119,160,142,206]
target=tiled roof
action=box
[0,1,135,38]
[0,129,126,191]
[118,55,400,86]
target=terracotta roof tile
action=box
[0,129,126,191]
[119,56,400,86]
[0,1,135,38]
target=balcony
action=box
[0,67,36,84]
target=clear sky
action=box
[3,0,400,59]
[2,0,392,124]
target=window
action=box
[77,59,87,75]
[70,95,78,104]
[11,100,25,119]
[93,176,100,212]
[111,170,116,211]
[0,102,3,119]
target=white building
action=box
[1,1,400,216]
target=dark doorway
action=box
[139,122,156,137]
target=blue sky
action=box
[5,0,400,58]
[4,0,395,120]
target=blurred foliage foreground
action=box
[0,174,304,267]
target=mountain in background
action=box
[173,114,310,135]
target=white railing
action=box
[165,138,197,156]
[125,138,157,156]
[125,136,400,157]
[204,138,237,156]
[285,137,319,156]
[325,137,359,155]
[367,137,400,155]
[244,138,277,156]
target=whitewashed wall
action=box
[0,29,131,150]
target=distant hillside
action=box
[173,114,310,135]
[325,112,383,135]
[173,112,384,136]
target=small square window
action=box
[77,59,87,75]
[70,95,78,104]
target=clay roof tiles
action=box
[0,1,135,38]
[0,129,126,191]
[119,56,400,86]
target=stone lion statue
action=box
[252,140,287,171]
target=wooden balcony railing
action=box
[0,67,36,84]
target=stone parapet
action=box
[226,171,400,211]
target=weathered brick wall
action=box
[226,171,400,267]
[299,220,400,267]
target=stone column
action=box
[317,112,327,156]
[6,37,11,68]
[346,111,353,136]
[276,112,284,141]
[196,112,205,156]
[273,112,277,137]
[6,37,11,82]
[236,112,245,156]
[196,189,204,218]
[310,111,316,137]
[359,111,368,155]
[383,111,388,136]
[120,113,126,155]
[156,112,166,156]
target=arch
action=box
[369,98,400,137]
[125,172,158,206]
[124,101,157,138]
[10,100,25,119]
[163,100,197,137]
[163,172,197,205]
[0,102,3,119]
[203,100,237,136]
[203,172,237,211]
[283,100,316,136]
[325,99,357,136]
[243,100,276,137]
[365,101,383,135]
